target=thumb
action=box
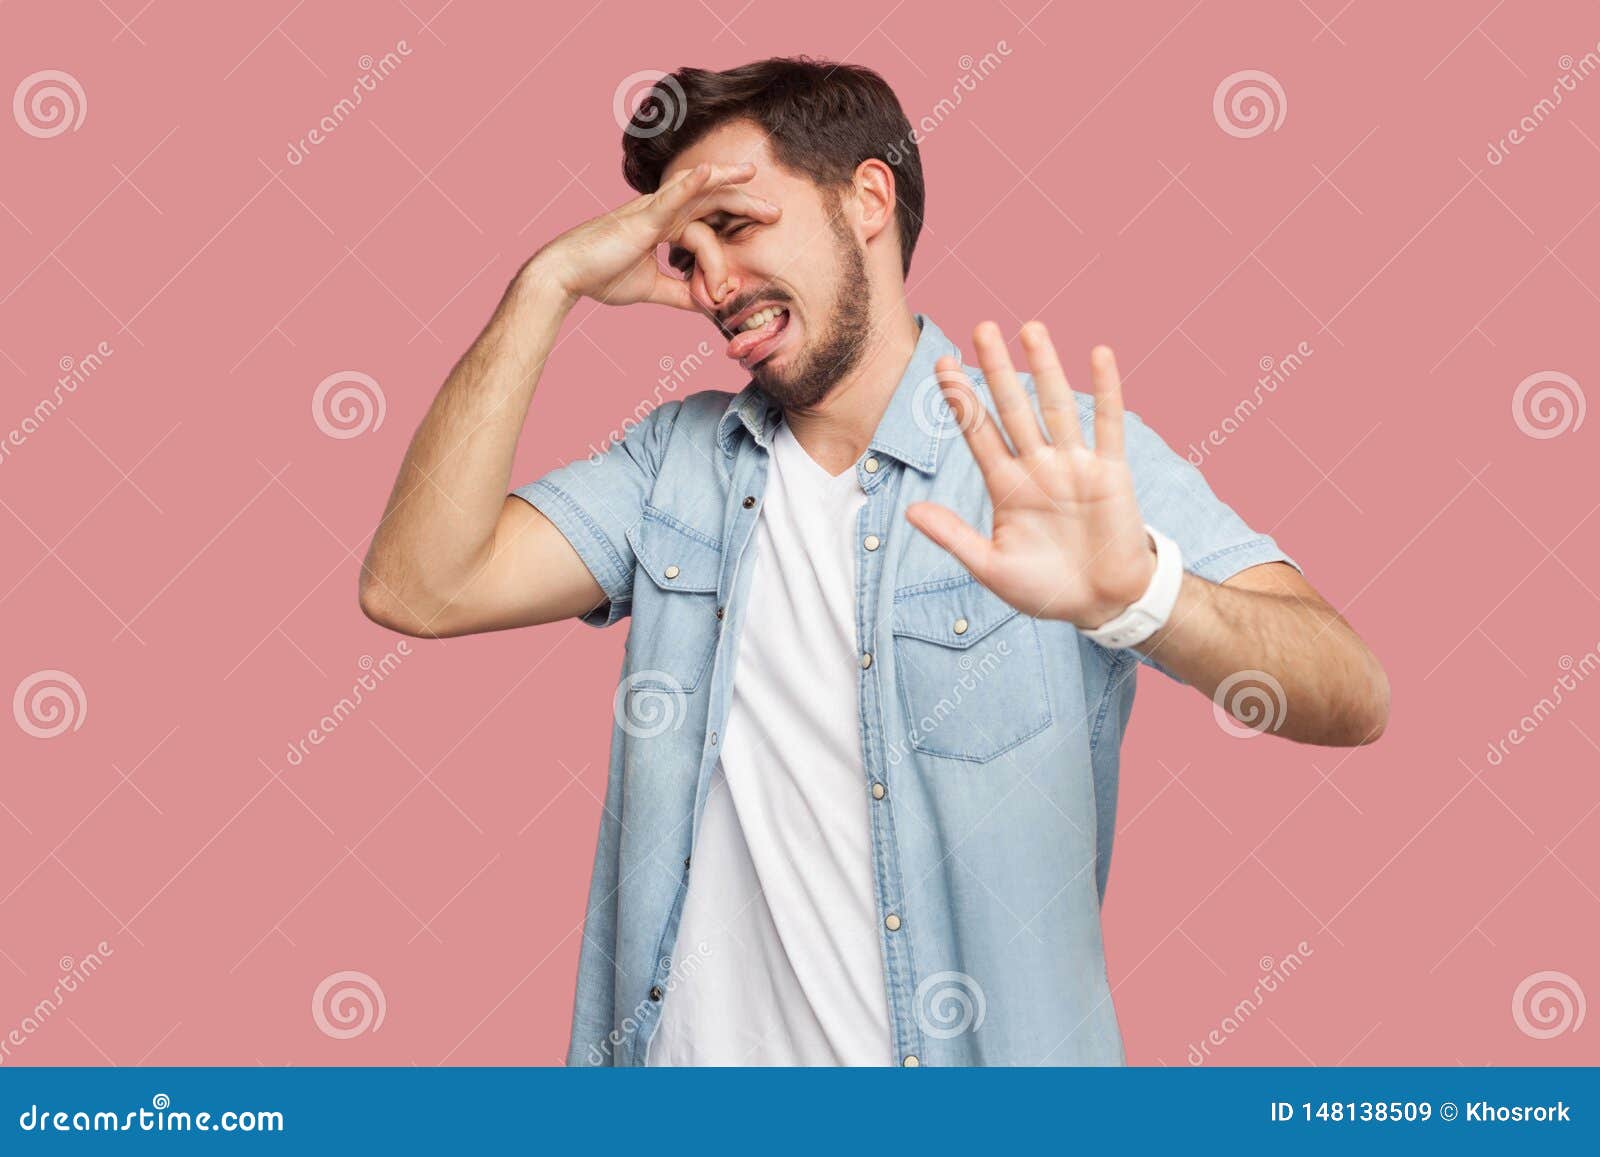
[645,267,696,311]
[904,502,995,579]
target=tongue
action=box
[726,310,787,360]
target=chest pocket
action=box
[891,577,1052,763]
[624,507,723,693]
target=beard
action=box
[751,219,871,410]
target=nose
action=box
[689,266,739,320]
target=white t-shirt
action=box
[645,420,893,1066]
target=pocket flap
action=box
[626,507,722,594]
[891,577,1019,648]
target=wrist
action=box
[1072,536,1157,629]
[516,250,582,311]
[1094,538,1158,627]
[1078,525,1184,649]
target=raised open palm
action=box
[904,321,1157,629]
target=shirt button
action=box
[953,617,969,635]
[684,856,691,869]
[664,565,680,580]
[649,985,663,1002]
[884,913,901,931]
[902,1054,920,1067]
[716,606,725,620]
[860,652,873,669]
[742,496,756,509]
[863,534,880,551]
[863,456,880,474]
[871,782,886,800]
[709,731,718,745]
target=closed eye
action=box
[665,218,760,276]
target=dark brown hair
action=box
[620,57,925,275]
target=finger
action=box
[698,160,760,188]
[677,219,727,305]
[973,321,1046,456]
[648,161,712,217]
[644,265,696,311]
[662,187,781,277]
[649,161,755,227]
[684,185,782,224]
[1018,320,1082,450]
[670,190,781,250]
[936,356,1017,486]
[654,161,707,194]
[665,159,757,193]
[904,501,996,581]
[1089,345,1126,459]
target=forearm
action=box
[1135,571,1389,746]
[361,258,577,613]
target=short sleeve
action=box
[1110,405,1300,679]
[510,401,682,627]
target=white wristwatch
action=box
[1079,525,1184,649]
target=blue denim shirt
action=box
[514,315,1294,1066]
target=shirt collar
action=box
[715,313,960,475]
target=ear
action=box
[851,157,898,247]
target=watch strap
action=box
[1079,524,1184,649]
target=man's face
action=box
[667,120,870,408]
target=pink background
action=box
[3,0,1597,1066]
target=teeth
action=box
[738,306,785,333]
